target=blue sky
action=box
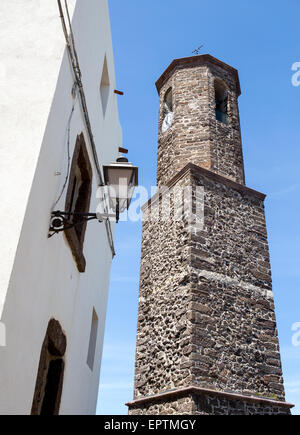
[97,0,300,415]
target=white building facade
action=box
[0,0,122,415]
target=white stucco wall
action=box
[0,0,122,415]
[0,0,76,316]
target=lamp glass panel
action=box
[107,167,133,200]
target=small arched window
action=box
[162,88,174,133]
[214,80,228,124]
[31,319,67,415]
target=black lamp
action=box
[49,148,138,236]
[102,149,138,223]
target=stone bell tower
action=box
[127,55,293,415]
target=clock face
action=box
[162,112,174,133]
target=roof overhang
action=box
[155,54,241,96]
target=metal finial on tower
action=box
[192,45,204,55]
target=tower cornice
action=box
[142,163,266,212]
[155,54,241,96]
[126,386,294,410]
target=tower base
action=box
[127,386,293,415]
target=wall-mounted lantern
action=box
[102,148,138,223]
[49,148,138,236]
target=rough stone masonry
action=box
[127,55,294,415]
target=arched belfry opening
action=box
[31,319,67,415]
[162,87,174,133]
[164,87,173,113]
[214,79,228,124]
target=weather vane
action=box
[192,45,204,55]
